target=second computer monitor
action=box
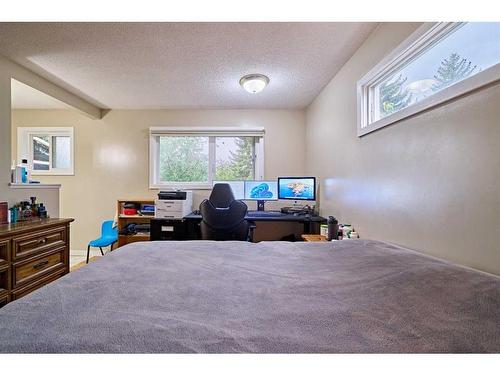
[212,180,245,200]
[243,180,278,201]
[278,177,316,201]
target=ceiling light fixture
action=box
[239,74,270,94]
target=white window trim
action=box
[357,22,500,137]
[17,127,75,176]
[149,127,265,190]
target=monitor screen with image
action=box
[212,180,245,200]
[278,177,316,201]
[243,180,278,201]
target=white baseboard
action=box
[71,249,108,257]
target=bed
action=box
[0,239,499,353]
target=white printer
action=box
[155,190,193,219]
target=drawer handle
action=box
[33,260,49,270]
[37,238,47,245]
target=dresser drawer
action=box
[0,239,10,265]
[12,247,66,288]
[0,265,9,295]
[0,292,9,308]
[11,270,65,301]
[12,226,67,260]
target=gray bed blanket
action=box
[0,239,499,353]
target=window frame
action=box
[357,22,500,137]
[149,127,265,189]
[17,127,75,176]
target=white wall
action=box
[12,109,307,251]
[306,22,500,275]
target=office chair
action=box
[199,183,254,241]
[87,220,118,263]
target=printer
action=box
[155,190,193,219]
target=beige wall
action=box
[7,186,60,217]
[1,55,99,225]
[0,71,11,199]
[7,22,500,276]
[12,109,306,251]
[306,22,500,275]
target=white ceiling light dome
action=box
[239,74,270,94]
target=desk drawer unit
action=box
[150,219,187,241]
[12,226,67,261]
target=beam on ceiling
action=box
[0,55,102,119]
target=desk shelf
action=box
[117,199,155,248]
[118,215,153,219]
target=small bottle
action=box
[10,160,16,183]
[327,216,339,241]
[38,203,47,218]
[21,159,31,183]
[14,163,24,184]
[17,159,29,184]
[342,224,352,239]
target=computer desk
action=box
[150,212,327,241]
[183,211,327,236]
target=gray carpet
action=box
[0,239,499,353]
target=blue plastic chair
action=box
[87,220,118,263]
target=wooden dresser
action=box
[0,218,73,308]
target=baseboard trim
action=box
[71,249,105,257]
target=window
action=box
[215,137,255,180]
[358,22,500,136]
[149,127,264,189]
[17,127,74,175]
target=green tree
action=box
[159,136,208,182]
[379,74,412,116]
[432,53,477,92]
[215,160,237,180]
[215,137,254,180]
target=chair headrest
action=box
[210,183,236,208]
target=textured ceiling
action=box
[0,22,377,109]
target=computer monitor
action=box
[278,177,316,201]
[212,180,245,200]
[244,180,278,211]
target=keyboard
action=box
[247,210,286,217]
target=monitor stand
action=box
[257,200,265,211]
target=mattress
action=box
[0,239,499,353]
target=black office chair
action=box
[199,183,254,241]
